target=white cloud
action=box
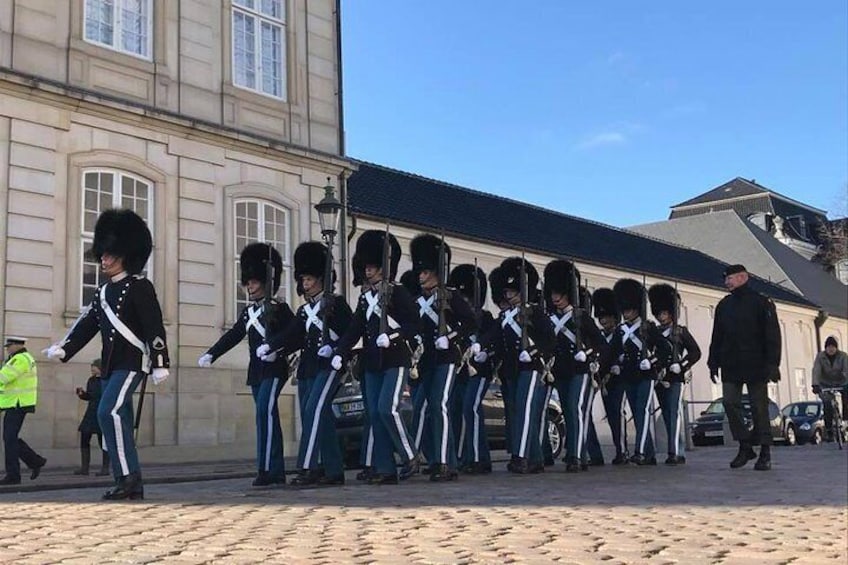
[577,132,627,150]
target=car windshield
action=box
[704,401,725,415]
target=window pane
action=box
[85,0,114,46]
[120,0,149,56]
[233,11,256,89]
[260,22,283,97]
[233,0,254,8]
[261,0,283,20]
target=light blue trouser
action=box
[423,363,458,466]
[602,379,629,458]
[513,370,544,465]
[97,370,144,478]
[359,373,373,468]
[625,379,656,459]
[557,373,592,462]
[656,381,685,457]
[452,376,467,462]
[364,367,416,475]
[410,370,434,463]
[461,376,492,466]
[582,385,605,462]
[298,369,343,477]
[251,376,286,478]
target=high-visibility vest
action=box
[0,350,38,409]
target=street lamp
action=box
[315,178,343,243]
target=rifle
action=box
[263,244,276,342]
[459,258,480,377]
[639,274,649,364]
[436,230,449,338]
[519,253,529,352]
[378,224,393,344]
[320,236,335,347]
[570,263,583,354]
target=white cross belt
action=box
[621,320,643,351]
[304,302,339,341]
[364,291,399,329]
[550,312,576,344]
[246,304,266,339]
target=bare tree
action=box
[814,186,848,275]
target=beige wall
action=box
[0,79,353,465]
[0,0,341,154]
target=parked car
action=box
[690,396,782,446]
[331,374,565,467]
[779,401,825,446]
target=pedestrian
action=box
[811,335,848,440]
[259,241,352,487]
[708,264,781,471]
[74,359,110,476]
[198,242,295,487]
[649,284,701,465]
[0,336,46,485]
[44,209,170,499]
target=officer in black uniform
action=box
[649,283,701,465]
[260,241,352,487]
[74,359,110,476]
[198,243,295,487]
[46,209,170,500]
[708,264,781,471]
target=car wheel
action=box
[812,428,823,445]
[785,425,797,446]
[547,414,565,459]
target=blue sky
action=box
[340,2,847,227]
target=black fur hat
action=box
[543,259,580,304]
[489,266,507,304]
[500,257,539,298]
[294,241,336,294]
[592,288,619,320]
[90,209,152,275]
[449,264,487,305]
[240,243,283,294]
[351,253,365,287]
[399,269,421,296]
[613,278,645,313]
[354,230,402,281]
[410,233,451,278]
[648,283,678,319]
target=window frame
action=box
[83,0,154,61]
[79,168,155,310]
[230,0,287,101]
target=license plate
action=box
[340,400,364,414]
[705,430,724,437]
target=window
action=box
[232,0,286,99]
[233,200,291,313]
[81,170,153,309]
[794,368,808,401]
[84,0,152,59]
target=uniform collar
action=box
[111,272,129,283]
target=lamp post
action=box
[314,178,344,344]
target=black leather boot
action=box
[103,472,144,500]
[74,447,91,475]
[730,443,757,469]
[429,464,457,482]
[754,445,771,471]
[290,469,321,487]
[399,453,423,481]
[355,467,374,482]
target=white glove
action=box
[376,333,391,348]
[639,359,652,371]
[610,365,621,376]
[151,368,169,385]
[43,344,66,361]
[435,336,449,350]
[519,350,532,363]
[618,354,625,363]
[474,351,489,364]
[574,350,587,363]
[589,361,600,375]
[317,345,334,358]
[261,351,278,363]
[197,353,213,368]
[669,363,682,374]
[470,342,482,355]
[331,355,343,371]
[256,343,271,359]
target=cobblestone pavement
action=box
[0,445,845,564]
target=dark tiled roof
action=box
[669,195,773,220]
[671,178,767,208]
[347,161,815,308]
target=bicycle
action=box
[817,386,848,450]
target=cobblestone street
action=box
[0,445,845,564]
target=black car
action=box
[779,401,825,446]
[331,374,565,467]
[690,396,783,446]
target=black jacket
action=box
[266,293,353,380]
[206,300,295,386]
[414,288,477,372]
[549,307,611,380]
[610,317,665,381]
[708,283,781,383]
[63,275,170,377]
[655,323,702,383]
[77,375,102,433]
[335,283,419,372]
[478,303,555,377]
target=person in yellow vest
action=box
[0,336,46,485]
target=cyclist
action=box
[812,336,848,441]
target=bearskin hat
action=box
[613,278,645,313]
[500,256,540,298]
[90,209,152,275]
[648,283,678,319]
[294,240,336,294]
[351,253,365,287]
[488,266,507,304]
[543,259,580,304]
[240,243,283,294]
[592,288,619,320]
[410,233,451,278]
[399,269,421,296]
[578,286,592,310]
[353,229,402,281]
[449,264,487,305]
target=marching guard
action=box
[44,209,170,500]
[259,241,353,486]
[610,278,666,465]
[648,283,701,465]
[543,260,610,472]
[331,229,419,484]
[198,243,295,487]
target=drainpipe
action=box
[814,309,828,353]
[335,0,345,156]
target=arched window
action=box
[233,199,291,313]
[80,169,153,309]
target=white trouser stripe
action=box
[674,386,684,456]
[110,371,136,476]
[576,374,589,455]
[473,377,487,462]
[620,395,629,453]
[392,368,415,460]
[265,378,280,471]
[519,372,538,458]
[439,364,455,463]
[415,398,428,450]
[538,385,553,445]
[365,427,374,466]
[583,383,596,450]
[303,371,337,469]
[639,386,653,455]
